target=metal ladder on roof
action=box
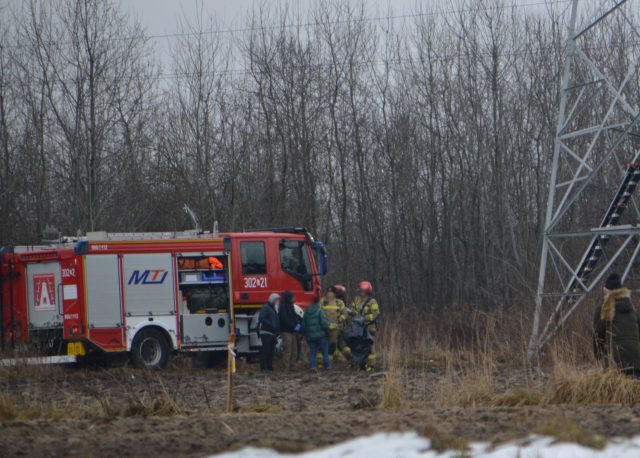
[84,230,214,241]
[568,162,640,296]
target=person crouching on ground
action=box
[258,293,281,371]
[593,273,640,377]
[278,290,301,371]
[302,297,332,371]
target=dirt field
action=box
[1,357,640,458]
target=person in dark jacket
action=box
[301,297,331,370]
[258,293,281,371]
[593,273,640,377]
[278,291,302,371]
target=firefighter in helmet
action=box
[332,284,351,358]
[348,281,380,371]
[333,284,347,302]
[320,286,348,361]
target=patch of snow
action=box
[211,432,640,458]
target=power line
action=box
[142,0,571,41]
[7,38,634,91]
[2,0,570,50]
[4,0,633,90]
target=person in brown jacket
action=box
[593,273,640,377]
[278,291,301,371]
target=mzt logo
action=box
[128,269,168,285]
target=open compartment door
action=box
[177,252,232,348]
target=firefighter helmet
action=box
[358,281,373,295]
[333,284,347,300]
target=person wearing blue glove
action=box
[278,291,301,371]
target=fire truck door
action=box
[84,255,122,328]
[25,262,62,329]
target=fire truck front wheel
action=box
[130,328,170,370]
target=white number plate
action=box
[243,277,268,288]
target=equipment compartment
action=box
[177,253,231,347]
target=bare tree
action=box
[2,0,638,314]
[15,0,157,233]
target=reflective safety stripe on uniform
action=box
[322,301,346,331]
[348,296,380,370]
[365,302,379,323]
[367,341,377,362]
[364,337,377,372]
[351,297,379,325]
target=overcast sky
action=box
[126,0,420,36]
[0,0,569,74]
[124,0,428,71]
[124,0,561,71]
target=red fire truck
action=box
[0,228,328,368]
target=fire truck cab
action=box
[0,228,329,369]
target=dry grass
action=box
[0,386,185,421]
[123,395,183,417]
[432,348,640,407]
[534,414,607,449]
[0,363,188,421]
[419,424,469,452]
[95,392,183,418]
[0,303,636,427]
[438,370,495,408]
[545,365,640,405]
[379,304,640,411]
[94,374,184,417]
[428,342,640,408]
[379,372,403,409]
[379,327,404,409]
[0,362,70,386]
[434,311,504,408]
[439,377,542,408]
[0,390,84,421]
[0,394,17,421]
[238,403,284,413]
[493,388,542,407]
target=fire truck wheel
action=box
[131,328,170,370]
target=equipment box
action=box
[179,270,226,284]
[201,271,225,283]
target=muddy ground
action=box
[1,358,639,458]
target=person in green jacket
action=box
[302,298,332,370]
[594,273,640,377]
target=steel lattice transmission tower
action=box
[529,0,640,357]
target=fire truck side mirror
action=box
[313,241,329,277]
[320,253,329,276]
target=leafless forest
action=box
[0,0,637,313]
